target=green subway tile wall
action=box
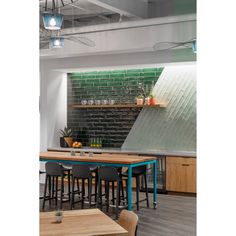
[67,68,164,147]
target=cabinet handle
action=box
[182,164,190,166]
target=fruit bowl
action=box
[72,141,82,148]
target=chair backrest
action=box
[45,162,63,176]
[72,165,91,179]
[98,166,120,181]
[117,210,138,236]
[132,165,147,175]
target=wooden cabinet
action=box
[166,156,196,193]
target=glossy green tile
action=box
[126,69,142,73]
[125,72,140,77]
[97,82,108,86]
[142,68,158,72]
[82,71,97,75]
[108,82,123,86]
[96,74,107,79]
[111,70,126,74]
[110,74,125,78]
[141,72,156,77]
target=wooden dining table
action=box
[40,151,157,210]
[40,209,128,236]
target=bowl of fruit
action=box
[72,141,82,148]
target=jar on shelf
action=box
[88,100,94,105]
[95,100,101,105]
[81,100,87,105]
[108,99,115,105]
[101,99,108,105]
[144,97,150,105]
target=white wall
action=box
[40,65,67,152]
[40,65,67,182]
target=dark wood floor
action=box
[40,184,196,236]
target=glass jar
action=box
[144,97,150,105]
[95,100,101,105]
[81,100,87,105]
[101,99,108,105]
[88,100,94,105]
[108,99,115,105]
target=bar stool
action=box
[122,165,149,211]
[96,166,121,219]
[110,167,125,206]
[42,162,69,210]
[39,170,45,200]
[60,164,72,202]
[89,165,98,202]
[70,165,93,209]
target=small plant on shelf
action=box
[54,209,63,223]
[136,94,144,105]
[147,93,157,105]
[59,127,73,147]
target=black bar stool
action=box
[110,167,125,206]
[70,165,93,209]
[122,165,149,211]
[89,165,98,202]
[39,170,46,200]
[42,162,69,210]
[60,164,72,202]
[96,166,121,219]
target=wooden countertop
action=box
[40,209,128,236]
[40,151,156,164]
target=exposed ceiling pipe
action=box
[59,14,196,37]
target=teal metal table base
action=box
[40,158,157,211]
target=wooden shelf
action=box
[69,103,167,109]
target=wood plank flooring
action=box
[40,184,196,236]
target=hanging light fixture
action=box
[50,37,64,48]
[192,39,197,53]
[42,12,63,30]
[42,0,63,30]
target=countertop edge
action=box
[47,147,196,158]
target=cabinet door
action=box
[166,157,196,193]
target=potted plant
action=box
[59,127,73,147]
[136,94,144,105]
[148,94,157,105]
[54,209,63,223]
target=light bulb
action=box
[49,17,56,27]
[54,39,60,46]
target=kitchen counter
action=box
[47,147,196,158]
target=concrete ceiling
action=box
[40,0,196,28]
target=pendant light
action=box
[42,12,63,30]
[192,39,197,53]
[50,37,64,48]
[42,0,63,30]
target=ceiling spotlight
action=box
[42,12,63,30]
[50,37,64,48]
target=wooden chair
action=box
[117,210,138,236]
